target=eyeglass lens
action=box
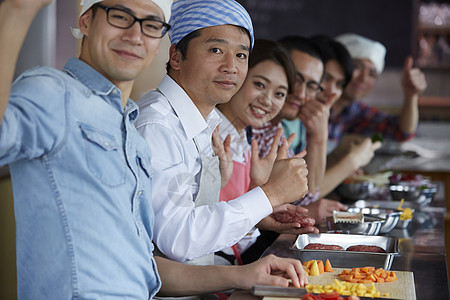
[107,8,168,38]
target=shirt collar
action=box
[63,58,117,95]
[159,75,221,140]
[63,58,132,115]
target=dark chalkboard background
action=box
[237,0,416,68]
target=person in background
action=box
[0,0,309,298]
[215,39,319,265]
[136,0,310,267]
[310,35,382,198]
[329,33,427,151]
[245,36,346,264]
[278,35,385,200]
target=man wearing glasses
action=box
[0,0,309,298]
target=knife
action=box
[251,285,399,299]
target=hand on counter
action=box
[231,254,308,289]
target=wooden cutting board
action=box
[264,268,416,300]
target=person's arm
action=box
[319,136,381,197]
[155,254,308,297]
[137,118,308,262]
[399,56,426,134]
[0,0,52,122]
[138,119,273,262]
[298,95,335,192]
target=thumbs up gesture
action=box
[402,56,427,99]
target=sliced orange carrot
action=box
[324,259,333,272]
[317,260,325,274]
[338,267,396,283]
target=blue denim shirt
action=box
[0,58,160,299]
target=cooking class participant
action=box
[244,36,347,264]
[328,33,427,152]
[279,35,382,199]
[215,39,319,265]
[0,0,310,298]
[136,0,310,266]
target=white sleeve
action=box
[138,121,273,262]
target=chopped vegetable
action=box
[371,132,384,143]
[302,259,334,276]
[325,259,333,272]
[338,267,397,283]
[305,279,383,297]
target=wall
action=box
[237,0,416,68]
[0,177,16,300]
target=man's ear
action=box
[168,44,182,71]
[79,10,93,37]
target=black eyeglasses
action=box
[294,71,324,97]
[96,4,171,38]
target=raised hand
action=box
[261,149,309,208]
[0,0,53,121]
[249,127,285,188]
[401,56,427,100]
[211,126,233,189]
[298,93,335,142]
[348,137,382,170]
[3,0,52,12]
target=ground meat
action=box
[304,243,345,251]
[346,245,386,253]
[273,211,316,227]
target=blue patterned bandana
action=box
[169,0,254,48]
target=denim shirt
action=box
[0,58,160,299]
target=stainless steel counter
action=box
[256,197,449,299]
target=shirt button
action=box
[138,191,143,196]
[104,142,109,147]
[112,89,118,94]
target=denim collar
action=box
[64,58,139,117]
[64,58,117,96]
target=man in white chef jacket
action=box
[136,0,315,265]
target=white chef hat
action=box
[335,33,386,74]
[71,0,173,39]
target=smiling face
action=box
[317,59,346,105]
[280,50,323,120]
[343,58,378,101]
[219,59,289,131]
[169,24,251,118]
[78,0,163,87]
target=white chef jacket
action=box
[136,75,272,262]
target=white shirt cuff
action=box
[238,187,273,225]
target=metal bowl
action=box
[347,207,402,234]
[389,183,437,206]
[336,181,375,201]
[326,215,385,235]
[396,218,412,229]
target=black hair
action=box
[310,34,354,88]
[278,35,324,63]
[249,39,296,93]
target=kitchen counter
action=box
[255,196,449,300]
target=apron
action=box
[219,150,251,203]
[187,137,221,266]
[217,151,257,265]
[154,137,221,300]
